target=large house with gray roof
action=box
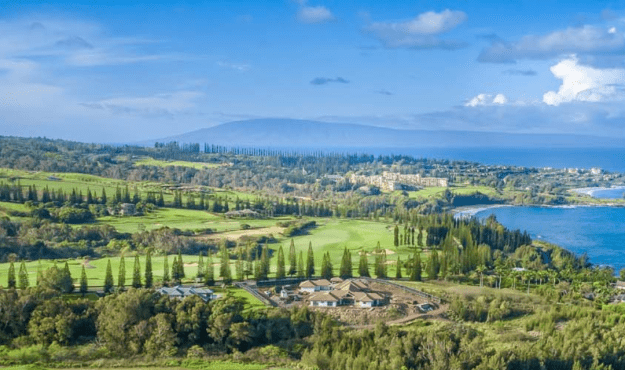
[302,278,386,308]
[158,285,214,302]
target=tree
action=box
[306,242,315,278]
[375,249,387,278]
[163,255,170,286]
[7,261,16,289]
[410,251,422,281]
[18,261,29,290]
[205,253,215,286]
[297,251,305,278]
[394,225,399,247]
[428,249,439,280]
[39,265,74,293]
[118,256,126,288]
[339,247,353,279]
[395,257,402,279]
[177,250,186,279]
[145,250,153,288]
[288,239,297,276]
[104,259,114,293]
[260,245,269,279]
[320,252,333,280]
[276,245,286,279]
[80,265,88,294]
[197,252,205,279]
[620,267,625,282]
[417,229,424,248]
[359,251,370,277]
[219,243,232,284]
[236,248,244,281]
[132,255,142,288]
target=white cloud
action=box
[293,0,334,24]
[543,56,625,106]
[479,25,625,63]
[298,5,334,24]
[493,94,508,105]
[465,93,508,107]
[366,9,467,49]
[81,91,204,117]
[216,61,251,72]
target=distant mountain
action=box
[141,118,625,149]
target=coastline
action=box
[452,204,511,218]
[569,185,625,197]
[452,202,625,219]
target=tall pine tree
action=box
[145,250,153,288]
[220,243,232,284]
[132,255,142,288]
[18,261,29,289]
[163,255,170,286]
[339,247,352,279]
[359,251,370,277]
[276,245,286,279]
[260,245,269,280]
[80,265,88,294]
[288,239,297,276]
[410,251,422,281]
[118,256,126,288]
[297,251,305,278]
[8,261,17,289]
[205,253,215,286]
[104,259,114,293]
[306,242,315,278]
[197,252,205,279]
[321,252,333,279]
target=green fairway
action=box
[97,208,223,233]
[0,254,206,289]
[0,167,258,207]
[407,185,501,199]
[269,218,427,278]
[135,157,222,170]
[97,209,294,233]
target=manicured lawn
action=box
[97,208,223,233]
[268,218,428,278]
[408,185,501,199]
[135,157,222,170]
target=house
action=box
[280,288,289,299]
[330,277,344,284]
[299,279,333,293]
[335,279,369,292]
[353,292,385,308]
[120,203,136,216]
[299,280,318,293]
[158,285,214,302]
[308,292,341,307]
[615,281,625,290]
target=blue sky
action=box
[1,0,625,142]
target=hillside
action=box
[142,118,625,148]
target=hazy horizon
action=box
[1,1,625,142]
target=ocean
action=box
[343,147,625,173]
[474,206,625,272]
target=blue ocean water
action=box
[346,147,625,173]
[591,188,625,199]
[475,206,625,272]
